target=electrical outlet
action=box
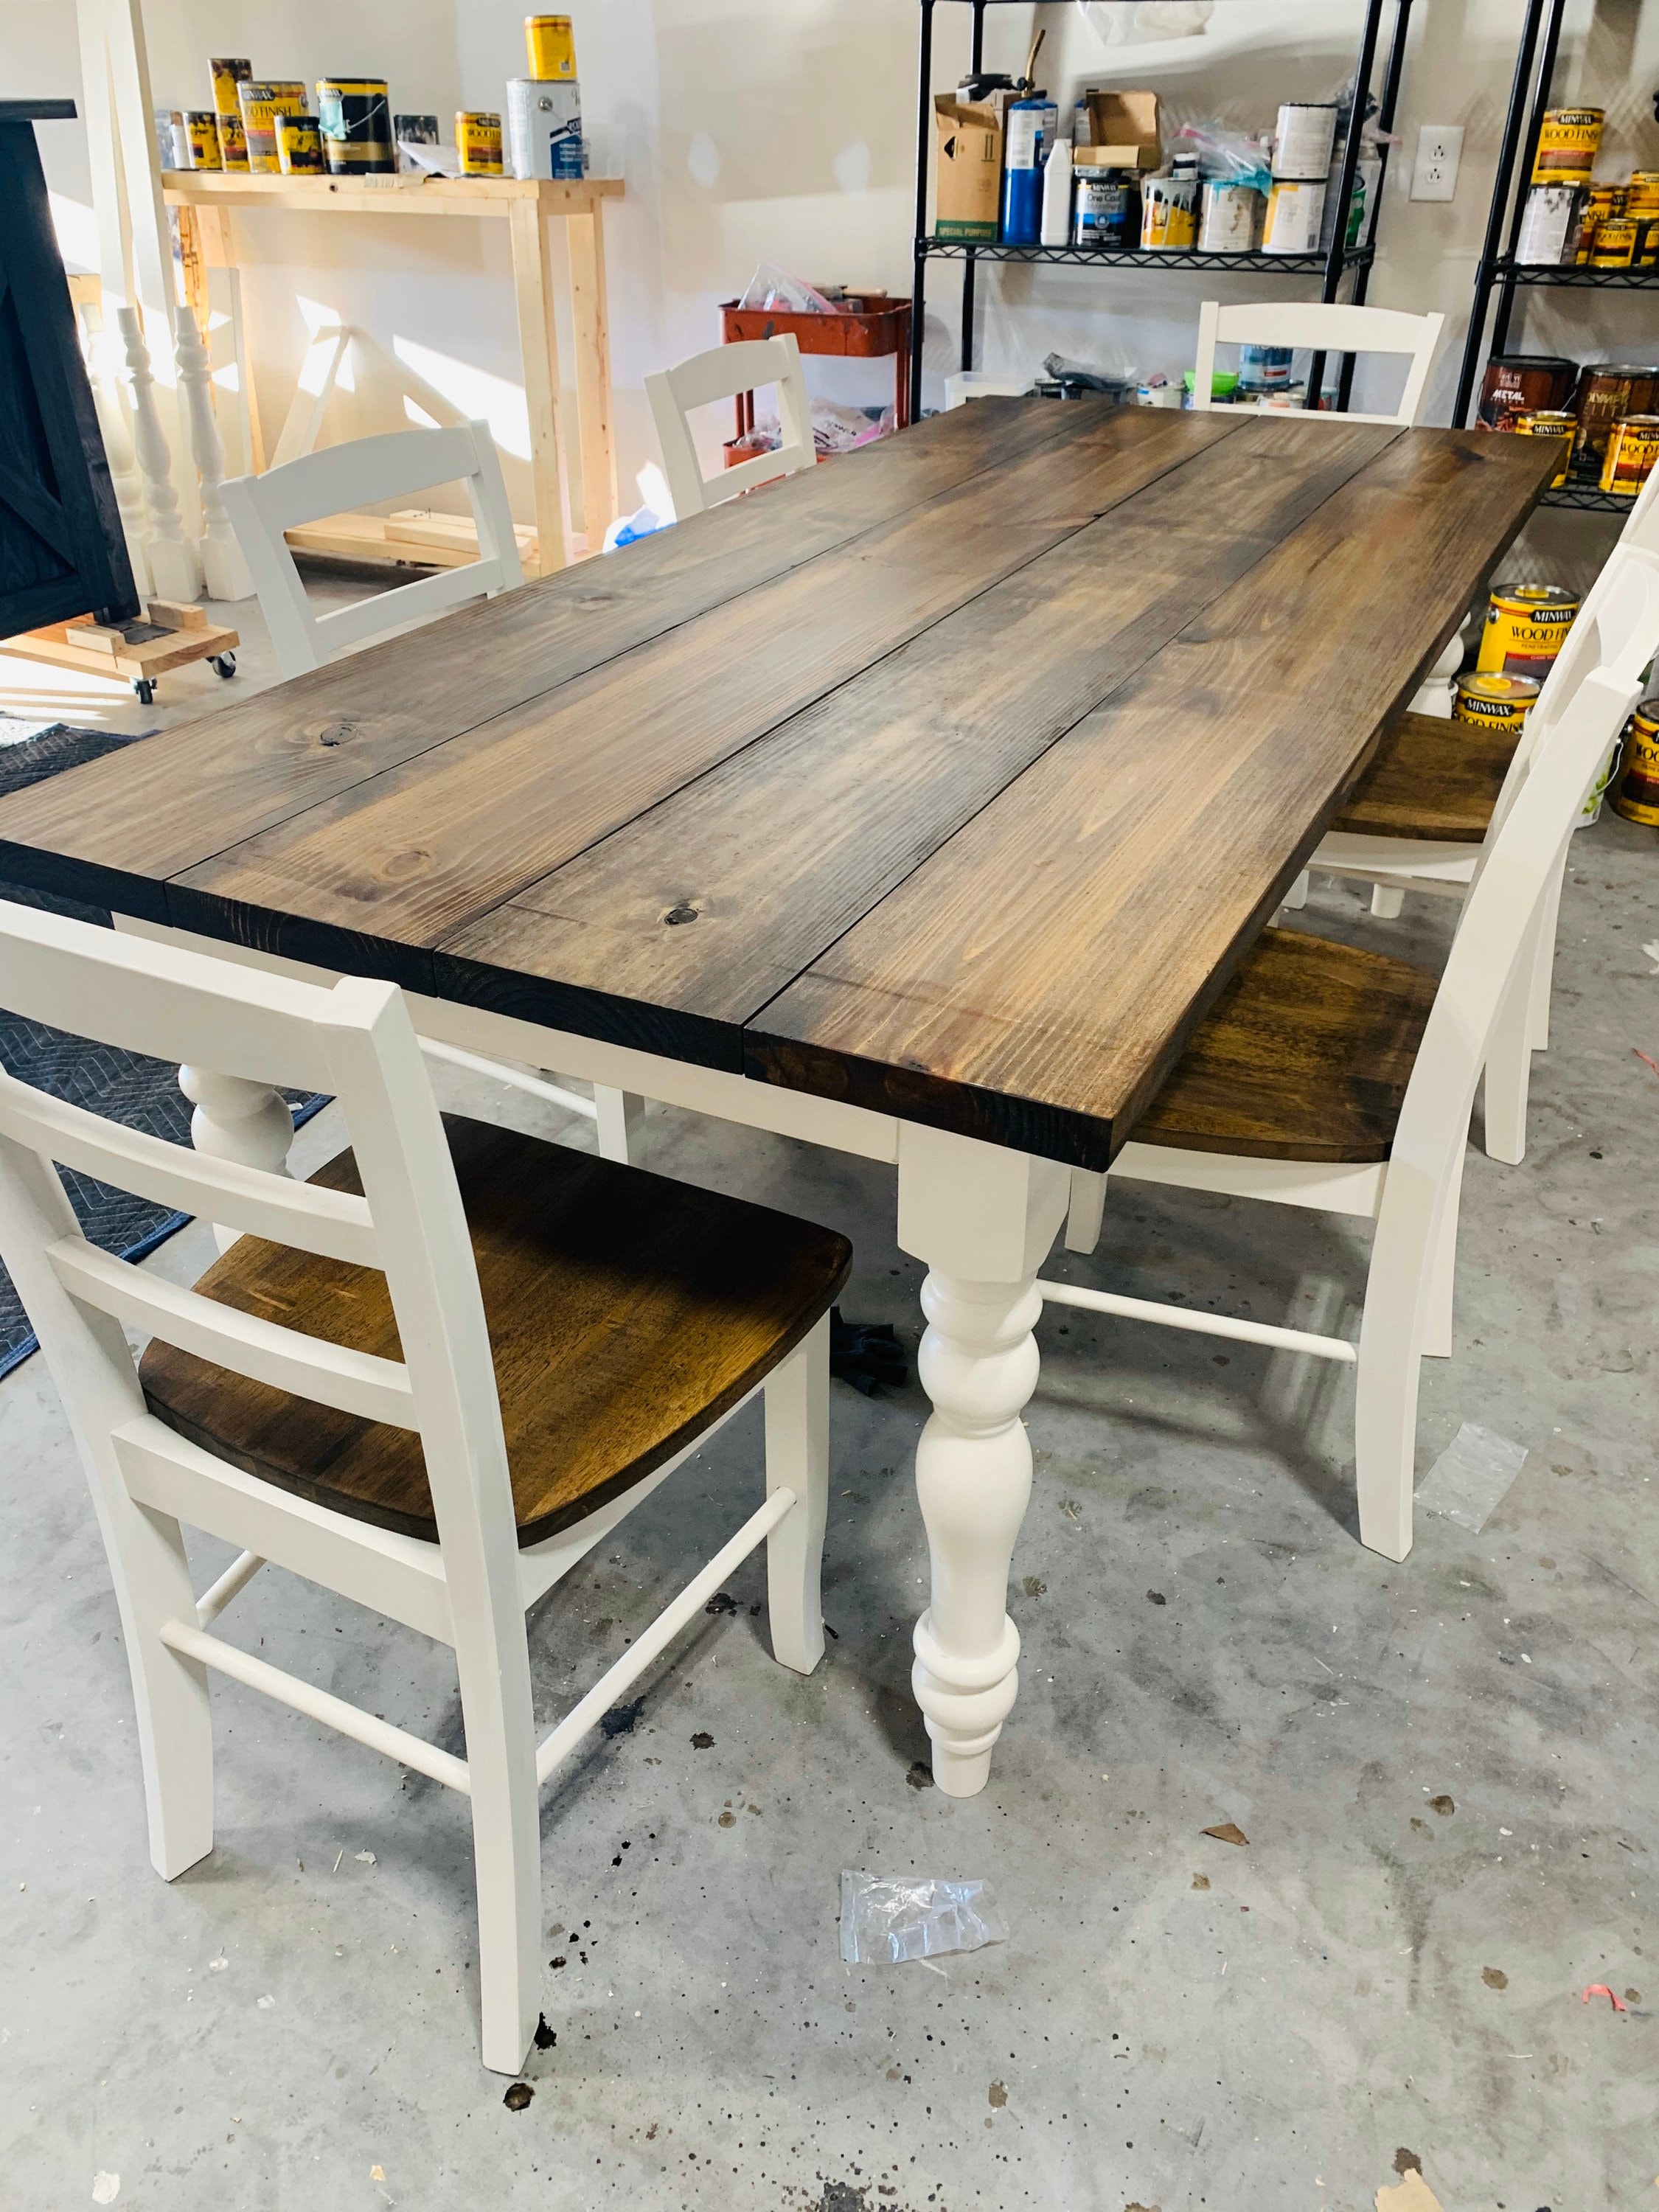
[1411,122,1464,202]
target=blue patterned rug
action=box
[0,715,324,1378]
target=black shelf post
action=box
[908,0,1407,423]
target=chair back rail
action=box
[1192,299,1445,426]
[645,333,814,518]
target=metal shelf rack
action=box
[908,0,1413,420]
[1453,0,1658,528]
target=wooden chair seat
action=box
[1330,708,1520,843]
[1130,927,1439,1163]
[139,1115,852,1548]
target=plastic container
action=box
[1001,98,1046,243]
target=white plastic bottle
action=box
[1040,138,1074,246]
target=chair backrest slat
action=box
[1192,299,1445,425]
[0,1073,379,1267]
[645,333,814,518]
[48,1237,417,1429]
[220,420,524,681]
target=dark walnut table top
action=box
[0,400,1557,1169]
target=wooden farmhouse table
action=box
[0,400,1558,1794]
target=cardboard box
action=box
[1084,90,1161,172]
[933,95,1004,240]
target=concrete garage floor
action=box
[0,589,1656,2211]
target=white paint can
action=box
[1273,101,1338,180]
[1199,179,1262,251]
[507,76,583,178]
[1262,176,1326,254]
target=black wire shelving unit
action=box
[908,0,1414,420]
[1452,0,1659,512]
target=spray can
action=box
[1001,97,1046,244]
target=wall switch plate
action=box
[1411,122,1464,202]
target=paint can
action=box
[276,114,325,175]
[1599,414,1659,497]
[1318,150,1383,252]
[1199,178,1262,251]
[1572,364,1659,476]
[184,111,223,170]
[456,111,504,175]
[210,58,251,116]
[507,78,584,179]
[1262,176,1325,254]
[1453,670,1540,734]
[1071,170,1138,247]
[1588,215,1639,269]
[1611,700,1659,824]
[1478,352,1577,428]
[214,111,250,171]
[1531,106,1604,186]
[1509,410,1576,486]
[1272,101,1337,180]
[524,14,577,79]
[1475,584,1580,682]
[1140,171,1197,251]
[1516,183,1585,267]
[316,79,396,175]
[1239,343,1294,394]
[237,81,308,175]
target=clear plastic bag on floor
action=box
[839,1870,1009,1965]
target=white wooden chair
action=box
[645,333,814,518]
[1190,299,1446,427]
[220,420,523,681]
[0,903,848,2074]
[1307,462,1659,1162]
[1052,549,1659,1562]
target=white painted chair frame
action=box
[220,420,524,681]
[1306,462,1659,1163]
[645,333,814,518]
[1191,299,1446,427]
[1052,552,1659,1562]
[0,905,830,2075]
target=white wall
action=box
[6,0,1656,576]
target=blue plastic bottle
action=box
[1001,97,1045,243]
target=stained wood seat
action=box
[1329,708,1520,843]
[1130,927,1439,1164]
[139,1114,852,1548]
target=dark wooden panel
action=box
[0,397,1101,908]
[1330,706,1517,841]
[139,1115,851,1548]
[435,416,1399,1059]
[1130,926,1438,1162]
[745,428,1561,1168]
[156,408,1240,979]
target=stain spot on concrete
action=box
[1023,1576,1047,1597]
[599,1698,643,1739]
[717,1809,737,1828]
[988,2080,1007,2107]
[503,2081,534,2111]
[690,1731,714,1749]
[816,2185,867,2212]
[1392,2148,1422,2175]
[906,1761,934,1790]
[704,1591,737,1616]
[1147,1590,1167,1605]
[1626,1986,1642,2003]
[1482,1966,1509,1990]
[1411,1817,1432,1835]
[1192,1874,1210,1890]
[1430,1794,1455,1815]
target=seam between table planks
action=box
[151,413,1254,978]
[427,417,1405,1063]
[736,425,1562,1168]
[0,400,1130,907]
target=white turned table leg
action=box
[178,1066,295,1252]
[897,1124,1071,1797]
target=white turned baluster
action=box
[911,1269,1043,1796]
[88,310,152,597]
[178,1067,295,1253]
[173,302,254,602]
[116,302,201,601]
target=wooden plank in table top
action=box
[148,410,1245,981]
[0,396,1103,917]
[746,427,1562,1171]
[435,414,1402,1064]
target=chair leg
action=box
[1423,1139,1466,1360]
[594,1087,644,1164]
[119,1500,215,1879]
[764,1314,830,1676]
[1064,1168,1106,1256]
[1353,1185,1439,1562]
[1282,869,1310,911]
[1527,853,1565,1053]
[455,1629,542,2075]
[1371,884,1405,919]
[1483,917,1540,1166]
